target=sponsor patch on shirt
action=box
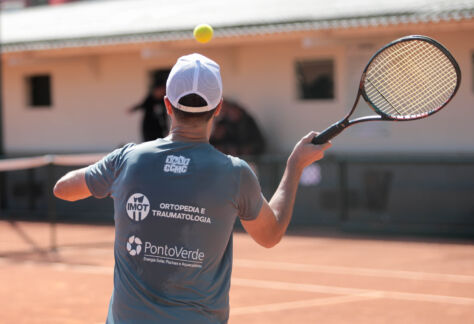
[127,235,205,268]
[126,193,150,221]
[164,155,190,174]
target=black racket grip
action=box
[311,122,347,145]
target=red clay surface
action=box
[1,220,473,324]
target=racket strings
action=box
[386,45,450,111]
[368,42,450,115]
[390,44,455,114]
[369,42,454,116]
[368,42,456,117]
[364,39,457,119]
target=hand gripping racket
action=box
[312,35,461,145]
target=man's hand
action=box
[288,131,332,173]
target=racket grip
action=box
[311,122,346,145]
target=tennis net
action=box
[0,153,107,251]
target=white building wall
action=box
[4,53,144,153]
[233,30,474,154]
[337,30,474,154]
[2,29,474,155]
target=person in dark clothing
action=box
[129,81,169,142]
[210,99,265,156]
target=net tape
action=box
[0,153,106,172]
[364,39,457,119]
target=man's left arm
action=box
[54,167,92,202]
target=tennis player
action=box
[54,53,331,324]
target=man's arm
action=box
[241,132,331,248]
[53,167,92,202]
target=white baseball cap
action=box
[166,53,223,113]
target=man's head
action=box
[165,54,223,124]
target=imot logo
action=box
[126,193,150,221]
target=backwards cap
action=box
[166,53,223,113]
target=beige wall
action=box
[2,28,473,154]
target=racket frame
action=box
[311,35,461,145]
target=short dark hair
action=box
[171,94,217,123]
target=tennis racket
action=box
[311,35,461,145]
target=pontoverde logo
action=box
[126,193,150,221]
[125,235,205,268]
[126,235,143,256]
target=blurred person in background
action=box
[210,99,265,157]
[129,77,169,142]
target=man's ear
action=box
[214,99,223,117]
[163,96,173,116]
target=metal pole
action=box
[339,161,349,222]
[0,43,4,156]
[47,161,57,252]
[0,42,6,212]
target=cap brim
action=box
[175,104,215,113]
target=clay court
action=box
[1,220,473,324]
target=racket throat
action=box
[311,119,349,145]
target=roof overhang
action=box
[1,0,473,55]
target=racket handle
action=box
[311,122,347,145]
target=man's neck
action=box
[166,123,210,143]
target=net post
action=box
[0,171,6,214]
[0,56,5,214]
[339,161,349,222]
[27,168,36,211]
[46,156,57,252]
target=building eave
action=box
[2,11,473,54]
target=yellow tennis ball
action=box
[193,24,213,44]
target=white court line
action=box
[234,259,474,284]
[231,293,381,315]
[232,278,474,306]
[2,258,474,306]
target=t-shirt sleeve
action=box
[237,161,264,221]
[85,143,135,199]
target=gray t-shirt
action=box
[85,139,263,324]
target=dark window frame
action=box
[26,74,53,108]
[295,58,335,101]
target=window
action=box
[26,74,52,107]
[295,59,334,100]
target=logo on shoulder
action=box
[126,235,142,256]
[164,155,190,174]
[126,193,150,221]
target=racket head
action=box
[360,35,461,121]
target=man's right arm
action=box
[241,132,331,248]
